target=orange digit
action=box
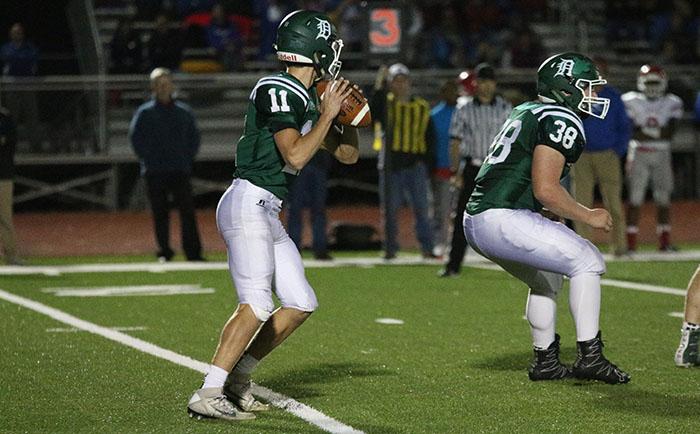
[370,9,400,47]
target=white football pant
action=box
[216,179,318,321]
[464,208,605,345]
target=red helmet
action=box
[637,64,667,99]
[458,70,476,96]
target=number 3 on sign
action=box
[548,120,578,149]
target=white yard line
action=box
[46,326,148,333]
[42,284,215,297]
[0,289,363,434]
[1,249,697,276]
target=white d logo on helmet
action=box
[315,18,331,40]
[553,59,575,78]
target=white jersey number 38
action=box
[485,119,522,165]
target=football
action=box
[316,79,372,128]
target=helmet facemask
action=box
[314,38,343,80]
[638,76,667,99]
[575,77,609,119]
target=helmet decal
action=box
[315,18,332,40]
[553,59,575,78]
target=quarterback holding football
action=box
[187,10,361,420]
[463,53,630,384]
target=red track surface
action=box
[12,201,700,257]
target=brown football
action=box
[316,80,372,128]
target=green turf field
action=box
[1,256,698,433]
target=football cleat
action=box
[572,331,630,384]
[528,334,572,381]
[675,327,700,367]
[224,374,271,412]
[187,387,256,421]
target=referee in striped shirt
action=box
[440,64,512,277]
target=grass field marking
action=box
[0,288,364,434]
[599,279,686,296]
[668,312,684,318]
[46,326,148,333]
[0,250,698,276]
[41,284,215,297]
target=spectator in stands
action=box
[429,79,459,256]
[206,3,244,71]
[506,26,544,68]
[176,0,217,18]
[0,102,21,265]
[371,63,437,260]
[572,57,631,257]
[147,13,183,70]
[252,0,291,61]
[286,151,333,260]
[110,18,144,74]
[129,68,204,262]
[1,23,41,152]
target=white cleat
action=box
[187,387,256,421]
[224,374,271,412]
[675,328,700,367]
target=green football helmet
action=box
[537,52,609,119]
[274,10,344,80]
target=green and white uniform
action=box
[462,99,605,346]
[216,72,321,321]
[234,71,320,200]
[467,101,586,215]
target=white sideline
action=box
[0,249,698,276]
[0,289,364,434]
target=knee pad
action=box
[248,303,273,322]
[574,240,606,276]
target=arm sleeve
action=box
[189,112,201,159]
[369,89,387,127]
[614,94,631,157]
[128,109,147,158]
[449,104,464,140]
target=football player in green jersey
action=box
[187,10,361,420]
[464,53,630,384]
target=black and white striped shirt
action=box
[449,95,512,163]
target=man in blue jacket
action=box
[572,57,631,256]
[129,67,203,261]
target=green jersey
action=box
[466,101,586,215]
[234,72,320,200]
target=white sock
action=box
[526,292,557,349]
[569,273,601,342]
[233,353,260,376]
[202,365,229,389]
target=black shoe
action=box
[572,331,630,384]
[383,252,396,260]
[438,268,459,278]
[313,252,333,261]
[528,334,572,381]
